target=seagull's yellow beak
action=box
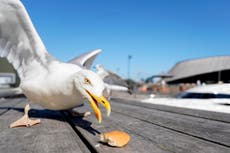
[85,90,111,123]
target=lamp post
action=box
[127,55,132,80]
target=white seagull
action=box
[95,64,132,99]
[0,0,111,128]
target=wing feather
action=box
[68,49,101,69]
[0,0,56,79]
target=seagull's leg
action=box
[68,108,91,117]
[10,104,41,128]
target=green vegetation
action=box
[0,58,20,87]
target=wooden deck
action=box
[0,97,230,153]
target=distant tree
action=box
[125,79,140,90]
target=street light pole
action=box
[127,55,132,80]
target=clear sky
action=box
[21,0,230,81]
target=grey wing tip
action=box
[94,49,102,53]
[4,0,23,7]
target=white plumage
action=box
[0,0,110,127]
[95,64,132,99]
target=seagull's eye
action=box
[84,78,91,85]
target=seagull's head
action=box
[74,69,111,123]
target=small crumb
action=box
[95,144,100,148]
[84,111,91,117]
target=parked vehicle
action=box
[142,84,230,114]
[0,73,16,88]
[177,84,230,99]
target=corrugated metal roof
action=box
[166,56,230,82]
[104,71,128,87]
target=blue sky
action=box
[21,0,230,81]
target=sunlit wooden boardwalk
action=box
[0,97,230,153]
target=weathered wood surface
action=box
[111,99,230,147]
[0,98,24,115]
[69,101,230,153]
[113,98,230,123]
[0,97,230,153]
[0,98,90,153]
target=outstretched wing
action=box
[68,49,101,69]
[0,0,56,79]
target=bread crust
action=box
[100,130,130,147]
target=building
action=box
[0,58,20,87]
[165,56,230,84]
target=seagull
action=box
[95,64,132,99]
[0,0,111,128]
[68,52,132,99]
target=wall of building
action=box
[166,56,230,84]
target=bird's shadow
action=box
[64,111,101,136]
[0,106,100,135]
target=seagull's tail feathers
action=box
[0,0,56,79]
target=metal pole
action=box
[128,55,132,79]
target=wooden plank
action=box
[0,100,90,153]
[111,100,230,147]
[2,97,229,153]
[0,88,23,98]
[68,103,230,153]
[108,110,230,153]
[67,105,171,153]
[113,98,230,123]
[0,97,24,115]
